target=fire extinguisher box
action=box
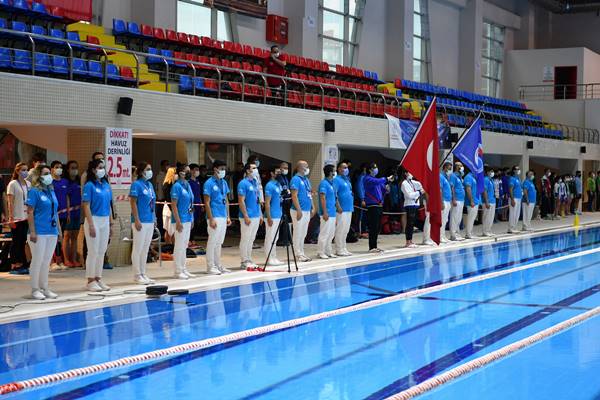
[266,14,288,45]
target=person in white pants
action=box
[264,166,284,266]
[290,160,314,262]
[130,162,157,285]
[333,162,353,256]
[449,162,466,241]
[463,171,480,239]
[317,165,337,259]
[203,160,231,274]
[25,165,61,300]
[238,162,263,270]
[508,166,523,233]
[82,159,113,292]
[522,170,537,231]
[440,162,453,243]
[171,163,196,279]
[481,167,496,236]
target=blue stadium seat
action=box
[160,49,174,65]
[0,0,10,8]
[113,19,127,35]
[11,20,28,33]
[72,58,88,77]
[146,47,161,65]
[11,49,31,70]
[50,55,68,75]
[31,2,48,15]
[87,60,103,79]
[0,17,5,29]
[128,22,141,36]
[13,0,29,12]
[179,75,192,92]
[66,31,87,50]
[49,28,65,44]
[31,24,47,40]
[106,63,121,81]
[193,77,206,90]
[34,52,50,72]
[0,47,10,68]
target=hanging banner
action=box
[386,114,452,150]
[105,128,132,189]
[386,113,406,149]
[323,145,339,167]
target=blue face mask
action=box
[342,168,349,176]
[371,168,379,176]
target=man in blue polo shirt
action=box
[290,160,314,262]
[463,169,480,239]
[264,165,284,266]
[238,162,263,270]
[440,162,453,243]
[317,165,337,259]
[508,165,523,233]
[333,161,354,256]
[522,170,537,231]
[449,161,465,241]
[203,160,231,275]
[482,165,496,236]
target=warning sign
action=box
[105,127,132,189]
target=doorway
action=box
[554,66,577,100]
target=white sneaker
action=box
[407,243,418,248]
[184,269,196,278]
[218,266,232,273]
[50,264,62,272]
[31,289,46,300]
[207,267,222,275]
[318,253,330,259]
[143,275,155,284]
[326,253,338,258]
[369,248,384,254]
[86,281,103,292]
[337,250,353,256]
[174,272,189,280]
[298,255,312,262]
[134,275,149,285]
[464,235,473,240]
[97,280,111,291]
[440,237,450,243]
[422,240,435,246]
[41,289,58,299]
[266,258,285,266]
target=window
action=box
[481,21,505,97]
[413,0,431,82]
[177,0,231,41]
[320,0,361,66]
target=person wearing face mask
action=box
[264,165,284,266]
[554,175,566,218]
[290,160,314,262]
[82,159,113,292]
[317,165,338,259]
[26,152,47,182]
[439,162,453,243]
[265,45,287,93]
[49,161,68,270]
[188,164,203,243]
[462,167,480,239]
[541,169,553,220]
[586,171,596,212]
[508,165,523,234]
[204,160,232,274]
[481,165,496,237]
[247,155,265,206]
[129,162,157,285]
[363,163,394,253]
[26,165,62,300]
[449,161,466,241]
[63,161,82,267]
[493,169,503,222]
[161,167,178,245]
[7,162,31,274]
[170,163,195,280]
[333,161,354,256]
[238,162,263,270]
[276,161,292,246]
[401,169,423,248]
[574,171,582,214]
[522,171,537,231]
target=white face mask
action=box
[515,170,521,176]
[445,170,452,176]
[217,170,226,179]
[459,166,464,173]
[489,172,495,178]
[406,173,413,180]
[144,170,153,181]
[332,171,337,178]
[252,169,259,179]
[41,174,53,186]
[304,168,310,176]
[55,168,63,176]
[282,169,289,175]
[70,169,78,177]
[96,168,106,179]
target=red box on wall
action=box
[266,14,288,45]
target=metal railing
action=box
[1,27,598,144]
[518,83,600,101]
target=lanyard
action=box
[18,180,28,205]
[44,188,57,227]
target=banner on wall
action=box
[386,114,452,150]
[42,0,93,21]
[386,113,406,149]
[323,145,339,167]
[105,128,132,189]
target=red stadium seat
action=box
[223,41,234,52]
[307,59,315,70]
[141,24,153,37]
[166,29,178,42]
[322,62,329,71]
[153,27,165,41]
[233,42,243,54]
[253,64,263,73]
[201,36,212,47]
[212,40,223,50]
[189,35,201,46]
[177,32,190,44]
[253,47,264,58]
[243,44,253,56]
[209,57,220,66]
[299,57,307,68]
[289,55,298,65]
[231,61,241,70]
[242,62,252,71]
[173,51,187,67]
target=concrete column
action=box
[384,0,413,81]
[458,0,483,93]
[521,141,530,173]
[514,1,535,50]
[185,141,201,164]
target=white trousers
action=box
[509,199,522,231]
[264,218,281,263]
[131,223,154,276]
[522,202,534,230]
[482,203,496,235]
[292,210,311,257]
[441,201,451,240]
[334,212,352,254]
[318,216,336,256]
[423,212,431,243]
[206,217,227,269]
[172,221,191,273]
[450,201,464,238]
[465,205,478,237]
[28,234,57,290]
[239,217,260,263]
[84,216,110,278]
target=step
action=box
[139,82,179,93]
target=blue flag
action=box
[453,117,485,194]
[399,119,451,149]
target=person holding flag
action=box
[440,162,453,243]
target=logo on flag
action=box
[453,117,485,194]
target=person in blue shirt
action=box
[171,162,195,280]
[48,160,69,270]
[363,163,394,252]
[449,161,466,241]
[317,165,337,259]
[354,163,368,236]
[290,160,314,262]
[129,162,156,285]
[275,161,292,246]
[333,161,354,256]
[440,162,453,243]
[481,165,497,237]
[188,163,204,243]
[62,161,82,268]
[508,165,523,233]
[203,159,231,275]
[238,162,263,270]
[463,169,481,239]
[522,170,537,231]
[26,165,62,300]
[264,165,284,266]
[82,158,113,292]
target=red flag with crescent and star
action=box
[400,97,442,244]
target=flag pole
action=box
[439,108,484,167]
[400,96,437,166]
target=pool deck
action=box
[0,213,598,324]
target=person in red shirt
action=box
[265,45,287,91]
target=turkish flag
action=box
[401,98,442,244]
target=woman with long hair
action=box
[129,161,156,285]
[82,159,113,292]
[171,162,195,279]
[63,160,82,267]
[6,162,31,274]
[25,165,62,300]
[161,167,177,245]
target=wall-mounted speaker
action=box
[581,146,587,153]
[324,119,335,132]
[117,97,133,116]
[526,141,534,149]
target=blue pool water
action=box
[1,227,600,399]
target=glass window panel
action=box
[217,10,230,41]
[323,10,344,39]
[414,0,421,14]
[177,1,211,37]
[324,0,344,12]
[413,60,422,82]
[349,17,355,41]
[413,36,422,59]
[323,38,344,65]
[349,0,358,16]
[413,13,421,37]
